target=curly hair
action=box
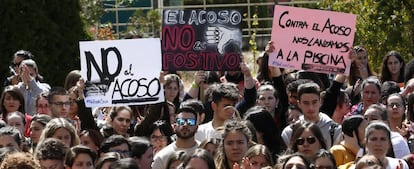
[0,152,41,169]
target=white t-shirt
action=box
[152,141,199,169]
[194,121,222,142]
[386,157,409,169]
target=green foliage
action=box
[79,0,105,26]
[0,0,89,87]
[318,0,414,73]
[128,9,162,38]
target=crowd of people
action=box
[0,42,414,169]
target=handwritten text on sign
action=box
[269,5,356,75]
[80,38,164,107]
[162,9,242,71]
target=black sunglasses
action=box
[296,136,316,145]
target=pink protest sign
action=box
[269,5,356,75]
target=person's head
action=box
[365,121,392,159]
[364,104,388,122]
[279,153,311,169]
[35,138,67,169]
[6,111,26,135]
[166,151,187,169]
[297,82,321,121]
[199,138,219,158]
[407,93,414,122]
[0,147,19,163]
[385,93,406,122]
[404,59,414,84]
[175,106,198,140]
[244,144,274,169]
[180,99,205,125]
[312,149,337,169]
[94,152,121,169]
[380,81,400,104]
[68,86,81,118]
[380,51,405,83]
[38,118,80,148]
[64,70,82,91]
[79,129,104,154]
[355,154,384,169]
[211,83,239,122]
[286,79,313,106]
[48,87,71,118]
[244,106,282,155]
[335,91,351,117]
[107,106,133,136]
[149,120,173,155]
[0,152,41,169]
[360,77,382,108]
[1,85,25,117]
[353,46,369,67]
[128,137,153,169]
[109,158,139,169]
[36,92,52,116]
[289,122,327,160]
[65,145,97,169]
[11,50,34,72]
[0,126,23,151]
[180,148,216,169]
[164,73,181,103]
[256,84,279,113]
[216,120,252,168]
[287,105,303,125]
[30,114,52,145]
[341,115,368,147]
[99,135,130,158]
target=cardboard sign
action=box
[79,38,165,107]
[162,9,242,71]
[269,5,356,75]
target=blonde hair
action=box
[37,118,80,148]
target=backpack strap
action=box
[329,123,338,147]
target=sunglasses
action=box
[296,136,316,145]
[176,118,196,126]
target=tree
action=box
[0,0,89,87]
[128,9,162,38]
[318,0,414,72]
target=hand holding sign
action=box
[206,26,241,55]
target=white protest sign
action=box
[80,38,164,107]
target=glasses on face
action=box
[50,101,71,107]
[176,118,196,126]
[151,135,167,142]
[296,136,317,145]
[387,103,404,108]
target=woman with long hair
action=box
[288,122,327,160]
[215,120,253,169]
[380,51,405,86]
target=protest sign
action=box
[79,38,164,107]
[269,5,356,75]
[162,9,242,71]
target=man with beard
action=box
[151,106,199,169]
